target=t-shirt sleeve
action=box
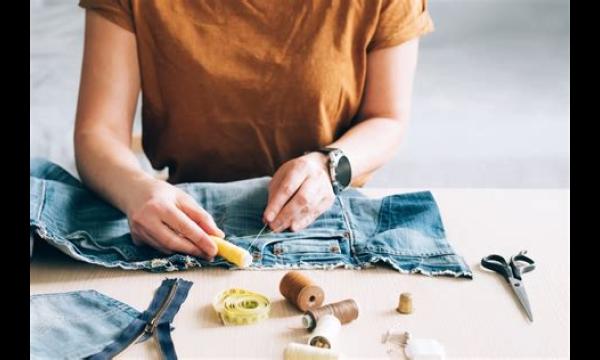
[368,0,434,52]
[79,0,135,33]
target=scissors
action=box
[480,250,536,321]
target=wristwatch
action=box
[316,147,352,195]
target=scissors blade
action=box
[509,278,533,321]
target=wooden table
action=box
[30,189,570,359]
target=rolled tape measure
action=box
[212,288,271,326]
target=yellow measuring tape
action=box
[213,288,271,326]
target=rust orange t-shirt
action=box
[79,0,433,184]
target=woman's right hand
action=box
[124,178,224,260]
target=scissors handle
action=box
[510,250,535,280]
[481,254,512,280]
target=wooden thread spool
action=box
[302,299,359,331]
[397,292,413,314]
[279,271,325,311]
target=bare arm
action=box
[330,39,419,183]
[75,11,222,258]
[75,11,144,211]
[264,39,420,232]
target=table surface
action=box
[30,188,570,359]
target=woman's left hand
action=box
[263,152,336,232]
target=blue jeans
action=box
[30,278,192,360]
[29,159,472,277]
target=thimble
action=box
[397,293,413,314]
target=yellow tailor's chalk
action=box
[209,235,253,268]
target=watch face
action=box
[335,155,352,188]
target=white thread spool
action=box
[284,342,341,360]
[404,338,446,359]
[308,314,342,349]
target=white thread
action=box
[246,223,269,251]
[308,315,341,349]
[284,342,341,360]
[302,314,313,329]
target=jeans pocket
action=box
[368,192,453,256]
[258,231,348,263]
[367,228,454,257]
[274,238,345,261]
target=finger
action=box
[264,168,307,225]
[131,223,175,254]
[161,205,218,257]
[129,215,173,254]
[178,195,225,239]
[149,222,206,257]
[136,230,174,255]
[271,177,318,232]
[290,195,333,232]
[317,187,336,213]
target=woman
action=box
[74,0,433,261]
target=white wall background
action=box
[30,0,569,188]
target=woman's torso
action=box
[87,0,431,183]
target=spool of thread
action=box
[284,343,341,360]
[209,235,253,268]
[279,271,325,311]
[302,299,359,331]
[308,315,341,349]
[397,293,413,314]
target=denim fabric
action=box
[88,278,192,360]
[30,159,472,277]
[30,290,142,359]
[30,278,191,360]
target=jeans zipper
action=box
[337,197,355,255]
[146,280,179,334]
[110,281,180,358]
